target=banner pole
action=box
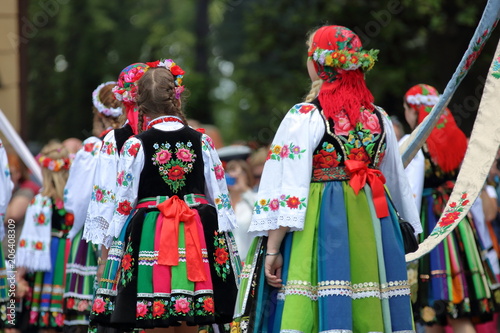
[0,109,42,184]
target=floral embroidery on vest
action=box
[152,141,197,193]
[313,142,341,169]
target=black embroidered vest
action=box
[135,126,206,199]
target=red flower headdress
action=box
[36,154,71,172]
[112,63,149,135]
[145,59,185,99]
[308,25,379,125]
[404,84,467,172]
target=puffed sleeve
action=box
[83,131,121,246]
[201,134,237,231]
[379,111,422,234]
[398,134,424,212]
[105,137,144,239]
[65,137,102,240]
[16,194,52,271]
[0,140,13,240]
[248,103,325,236]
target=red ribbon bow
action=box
[157,195,207,282]
[345,160,389,218]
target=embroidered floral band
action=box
[310,48,379,72]
[136,194,208,208]
[311,166,350,182]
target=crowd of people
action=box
[0,24,500,333]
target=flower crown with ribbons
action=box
[93,81,122,118]
[36,154,71,172]
[145,59,186,99]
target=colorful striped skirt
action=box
[414,187,495,325]
[90,197,239,329]
[232,181,414,333]
[64,228,98,326]
[28,235,70,328]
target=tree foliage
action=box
[26,0,499,145]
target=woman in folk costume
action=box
[89,60,239,332]
[16,141,72,331]
[63,81,125,332]
[83,63,149,250]
[403,84,495,332]
[0,139,13,328]
[231,25,420,333]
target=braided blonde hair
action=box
[304,79,323,102]
[304,27,324,103]
[137,68,187,132]
[39,141,70,200]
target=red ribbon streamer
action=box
[345,160,389,218]
[156,195,207,282]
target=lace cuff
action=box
[248,213,305,236]
[83,214,110,246]
[217,207,237,232]
[106,214,129,239]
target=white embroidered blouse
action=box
[64,136,102,240]
[86,118,236,244]
[248,103,421,236]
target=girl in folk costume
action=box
[89,60,239,332]
[0,139,13,328]
[63,81,125,331]
[231,25,420,333]
[16,141,72,331]
[83,63,149,333]
[83,63,149,250]
[403,84,495,332]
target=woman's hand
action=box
[265,253,283,288]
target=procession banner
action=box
[0,110,42,184]
[400,0,500,165]
[406,37,500,261]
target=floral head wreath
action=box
[112,63,148,105]
[404,84,442,119]
[36,154,71,172]
[145,59,185,99]
[404,83,467,173]
[308,26,379,83]
[92,81,122,118]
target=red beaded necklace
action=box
[146,116,184,130]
